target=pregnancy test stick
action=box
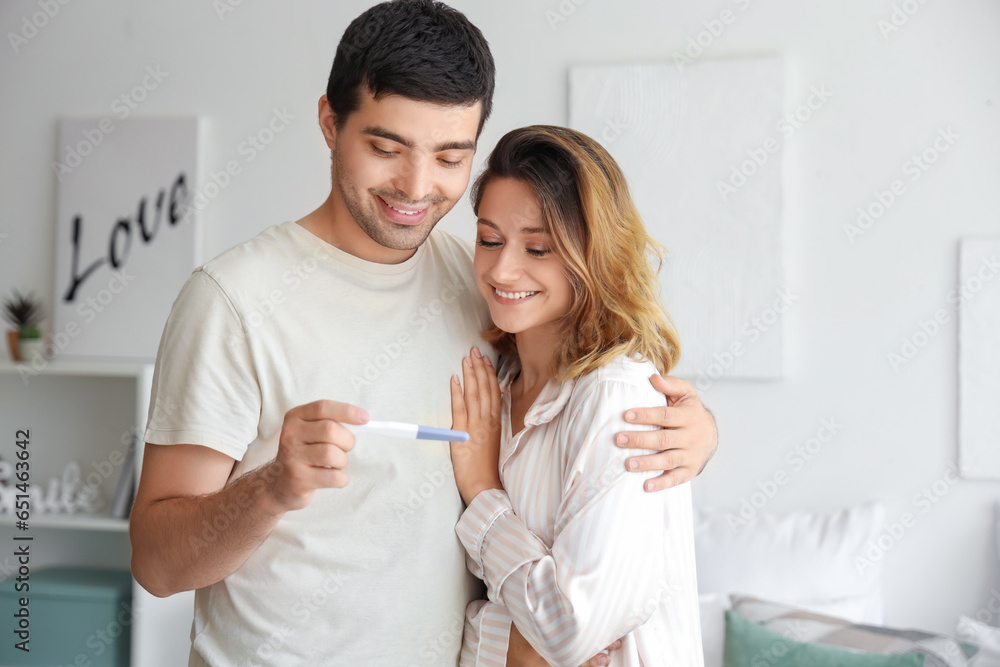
[347,420,469,442]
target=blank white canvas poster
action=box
[569,57,785,382]
[958,238,1000,479]
[53,117,200,361]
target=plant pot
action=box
[6,330,20,361]
[18,338,45,364]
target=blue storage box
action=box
[0,567,132,667]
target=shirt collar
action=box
[497,355,577,427]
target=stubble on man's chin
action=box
[345,192,450,252]
[359,214,437,251]
[347,192,443,251]
[333,157,447,252]
[358,189,454,252]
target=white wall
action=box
[1,0,998,635]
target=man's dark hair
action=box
[327,0,495,136]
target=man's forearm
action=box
[130,462,286,597]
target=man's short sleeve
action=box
[143,268,261,460]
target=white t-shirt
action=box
[144,220,491,666]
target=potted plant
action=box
[2,289,44,363]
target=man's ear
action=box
[318,95,337,150]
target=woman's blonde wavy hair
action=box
[472,125,681,381]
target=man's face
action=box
[330,90,481,254]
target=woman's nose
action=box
[490,246,523,283]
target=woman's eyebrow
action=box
[477,218,548,234]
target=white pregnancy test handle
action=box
[347,420,469,442]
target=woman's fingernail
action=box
[465,357,472,367]
[473,346,482,358]
[645,481,655,492]
[452,375,460,384]
[358,409,370,423]
[616,433,628,446]
[625,410,637,422]
[628,458,639,471]
[484,356,493,366]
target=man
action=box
[129,2,718,665]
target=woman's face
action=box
[473,177,574,338]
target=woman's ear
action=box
[318,95,337,150]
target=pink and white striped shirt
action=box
[456,355,704,667]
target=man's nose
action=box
[393,157,433,204]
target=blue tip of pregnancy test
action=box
[416,426,469,442]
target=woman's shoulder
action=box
[572,355,663,393]
[566,355,666,412]
[554,356,667,500]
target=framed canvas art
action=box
[53,117,201,361]
[569,57,786,383]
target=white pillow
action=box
[957,616,1000,666]
[694,503,886,624]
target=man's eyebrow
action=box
[362,126,475,153]
[477,218,548,235]
[435,139,476,152]
[362,126,413,148]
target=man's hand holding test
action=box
[130,400,370,596]
[268,400,372,508]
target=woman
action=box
[449,126,704,666]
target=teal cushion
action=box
[723,610,926,667]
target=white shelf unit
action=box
[0,358,153,664]
[0,358,152,524]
